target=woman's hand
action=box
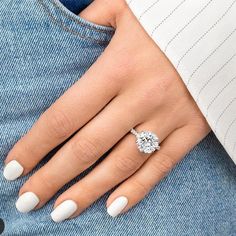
[3,0,210,222]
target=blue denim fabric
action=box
[0,0,236,235]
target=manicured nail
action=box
[3,160,24,181]
[51,200,78,223]
[107,196,128,217]
[15,192,39,213]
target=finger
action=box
[15,93,143,213]
[106,124,209,217]
[49,118,177,222]
[79,0,115,27]
[78,0,128,28]
[3,53,120,180]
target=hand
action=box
[3,0,210,222]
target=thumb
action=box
[78,0,128,28]
[78,0,115,27]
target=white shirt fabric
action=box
[126,0,236,164]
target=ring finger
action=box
[50,117,177,222]
[15,94,141,213]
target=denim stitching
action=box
[38,0,112,44]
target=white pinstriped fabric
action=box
[126,0,236,164]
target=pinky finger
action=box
[106,124,210,217]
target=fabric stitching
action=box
[151,0,188,36]
[138,0,162,20]
[177,0,236,68]
[214,97,236,132]
[51,0,113,34]
[128,0,135,5]
[196,54,236,102]
[223,117,236,146]
[206,75,236,118]
[38,0,111,44]
[164,0,214,52]
[233,142,236,154]
[187,27,236,85]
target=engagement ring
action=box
[130,128,160,154]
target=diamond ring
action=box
[130,128,160,154]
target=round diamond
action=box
[136,131,160,154]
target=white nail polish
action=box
[107,196,128,217]
[3,160,24,181]
[15,192,39,213]
[51,200,78,223]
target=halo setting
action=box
[131,129,160,154]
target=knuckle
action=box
[22,174,56,199]
[77,183,98,204]
[38,173,57,194]
[140,73,178,108]
[190,117,210,135]
[152,153,175,176]
[158,72,177,92]
[132,179,150,196]
[9,138,38,170]
[114,155,140,173]
[138,82,164,109]
[43,109,75,140]
[70,138,101,165]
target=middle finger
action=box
[15,94,142,213]
[51,117,174,222]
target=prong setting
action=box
[131,129,160,154]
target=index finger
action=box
[3,54,119,180]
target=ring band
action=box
[130,128,160,154]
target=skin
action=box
[4,0,210,219]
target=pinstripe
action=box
[176,0,236,68]
[196,54,236,102]
[233,142,236,154]
[214,97,236,131]
[223,117,236,145]
[126,0,236,162]
[164,0,214,52]
[151,0,188,36]
[206,75,236,118]
[127,0,135,5]
[187,27,236,85]
[138,0,162,20]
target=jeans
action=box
[0,0,236,235]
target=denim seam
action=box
[37,0,111,45]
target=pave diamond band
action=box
[130,128,160,154]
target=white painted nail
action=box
[107,196,128,217]
[51,200,78,223]
[15,192,40,213]
[3,160,24,181]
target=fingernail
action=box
[3,160,24,181]
[107,196,128,217]
[15,192,40,213]
[51,200,78,223]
